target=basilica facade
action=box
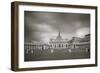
[49,32,69,49]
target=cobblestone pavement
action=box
[24,48,90,61]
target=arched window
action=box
[62,44,63,48]
[59,44,61,48]
[55,44,56,48]
[66,44,67,48]
[74,44,75,48]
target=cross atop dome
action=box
[56,32,62,40]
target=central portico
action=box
[49,32,69,49]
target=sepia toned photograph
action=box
[11,2,97,71]
[24,11,90,61]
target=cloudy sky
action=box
[24,11,90,43]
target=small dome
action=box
[56,32,62,40]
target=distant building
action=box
[68,34,90,52]
[79,34,90,50]
[68,37,82,49]
[24,32,90,54]
[24,41,50,54]
[49,32,68,49]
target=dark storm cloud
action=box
[24,11,90,42]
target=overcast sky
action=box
[24,11,90,43]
